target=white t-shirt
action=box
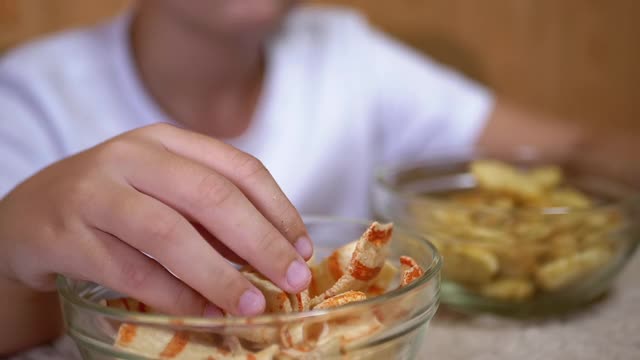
[0,6,492,219]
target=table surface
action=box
[11,253,640,360]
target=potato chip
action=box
[480,278,535,301]
[471,160,544,201]
[442,245,499,285]
[535,247,613,291]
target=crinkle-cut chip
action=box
[309,242,355,297]
[312,291,367,310]
[242,270,292,314]
[471,160,544,201]
[399,256,425,287]
[105,297,153,313]
[310,222,393,307]
[535,246,613,291]
[480,278,535,301]
[442,245,499,285]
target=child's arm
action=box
[0,276,62,355]
[477,99,639,186]
[0,124,314,355]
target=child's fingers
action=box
[142,124,313,260]
[83,229,208,316]
[121,148,311,295]
[192,223,247,265]
[88,186,266,316]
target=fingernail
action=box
[286,259,311,291]
[294,236,314,259]
[238,289,265,316]
[203,303,223,317]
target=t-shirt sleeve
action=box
[365,28,495,164]
[0,74,60,198]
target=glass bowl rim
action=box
[57,215,442,328]
[374,153,640,216]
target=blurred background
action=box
[1,0,637,130]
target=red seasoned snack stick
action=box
[310,222,393,307]
[399,256,425,287]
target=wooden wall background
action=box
[0,0,637,129]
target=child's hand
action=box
[0,123,313,317]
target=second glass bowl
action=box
[373,154,640,316]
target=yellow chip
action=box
[535,247,613,291]
[480,278,535,301]
[442,245,499,285]
[471,160,544,201]
[543,188,592,209]
[530,165,563,190]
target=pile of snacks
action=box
[410,160,622,302]
[103,222,425,359]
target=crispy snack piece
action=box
[471,160,562,201]
[242,270,293,314]
[321,315,383,350]
[310,222,393,307]
[288,289,311,313]
[309,242,356,297]
[535,188,592,209]
[442,245,499,285]
[365,261,398,296]
[277,324,340,359]
[114,324,278,359]
[313,291,367,310]
[279,291,375,355]
[535,247,613,291]
[399,256,425,287]
[480,278,535,301]
[310,241,398,298]
[226,269,311,345]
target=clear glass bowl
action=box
[372,154,640,316]
[57,216,441,359]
